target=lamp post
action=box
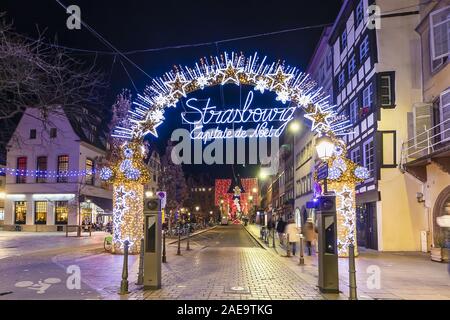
[315,135,335,194]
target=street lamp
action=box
[315,135,335,161]
[289,120,301,133]
[252,187,257,194]
[145,190,154,198]
[315,135,335,194]
[259,170,268,180]
[195,206,200,212]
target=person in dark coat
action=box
[276,217,286,245]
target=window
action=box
[379,73,395,107]
[0,208,4,221]
[34,201,47,224]
[89,125,96,142]
[338,70,346,90]
[57,155,69,183]
[55,201,69,225]
[350,98,359,123]
[15,201,27,224]
[350,147,361,165]
[363,82,374,110]
[348,55,357,77]
[355,0,364,26]
[431,55,448,73]
[36,156,47,183]
[50,128,57,138]
[85,158,94,185]
[29,129,36,139]
[360,35,370,61]
[430,6,450,61]
[16,157,27,184]
[341,30,347,49]
[440,89,450,142]
[363,138,375,177]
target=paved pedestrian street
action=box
[0,225,449,300]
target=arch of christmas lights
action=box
[103,52,370,256]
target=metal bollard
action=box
[162,230,167,263]
[186,225,191,251]
[136,238,144,285]
[177,227,181,255]
[348,244,358,300]
[299,235,305,265]
[286,233,291,257]
[119,240,130,295]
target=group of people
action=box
[268,216,317,256]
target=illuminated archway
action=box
[102,52,370,256]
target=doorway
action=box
[356,202,378,250]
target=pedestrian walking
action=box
[285,218,300,255]
[302,217,316,256]
[276,216,286,245]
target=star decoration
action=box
[267,66,293,91]
[165,73,190,98]
[276,89,290,104]
[217,60,243,86]
[341,205,352,214]
[254,78,269,94]
[140,120,162,137]
[304,104,333,132]
[340,187,353,201]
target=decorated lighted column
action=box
[100,139,150,254]
[315,138,370,257]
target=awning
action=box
[80,195,113,212]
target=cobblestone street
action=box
[1,225,449,300]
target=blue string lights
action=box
[0,167,93,178]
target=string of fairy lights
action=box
[0,167,94,178]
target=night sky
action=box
[2,0,342,179]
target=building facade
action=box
[3,107,112,231]
[293,26,334,229]
[401,1,450,254]
[330,0,425,251]
[186,174,215,220]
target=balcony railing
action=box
[400,118,450,169]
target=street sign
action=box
[157,191,166,209]
[317,163,328,180]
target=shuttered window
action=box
[440,89,450,142]
[430,6,450,60]
[412,103,433,154]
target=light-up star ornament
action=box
[217,60,243,85]
[267,66,293,91]
[304,104,333,132]
[166,73,190,98]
